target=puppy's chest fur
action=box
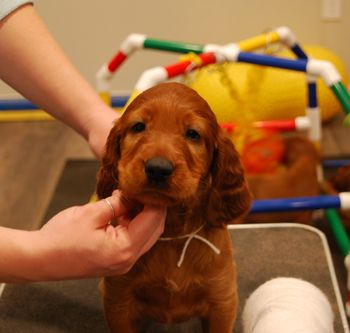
[104,225,234,323]
[132,249,210,322]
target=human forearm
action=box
[0,226,103,283]
[0,227,42,282]
[0,4,118,156]
[0,194,166,283]
[0,227,85,282]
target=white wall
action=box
[1,0,350,97]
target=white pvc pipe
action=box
[295,116,311,131]
[340,192,350,210]
[306,107,322,143]
[120,33,147,55]
[307,59,342,86]
[218,44,240,62]
[275,26,298,47]
[96,64,113,92]
[134,67,168,92]
[203,43,239,63]
[96,34,147,93]
[203,43,240,64]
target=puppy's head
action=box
[97,82,250,222]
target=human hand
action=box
[32,191,166,280]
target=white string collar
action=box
[159,224,221,267]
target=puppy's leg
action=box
[102,280,141,333]
[207,308,236,333]
[201,300,237,333]
[104,304,140,333]
[203,272,238,333]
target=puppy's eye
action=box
[131,122,146,133]
[186,129,200,141]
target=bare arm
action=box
[0,4,167,282]
[0,4,117,157]
[0,193,165,282]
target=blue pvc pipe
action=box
[237,52,308,72]
[291,43,308,59]
[0,99,37,110]
[251,195,341,213]
[308,82,318,108]
[0,95,130,111]
[111,95,129,107]
[322,159,350,168]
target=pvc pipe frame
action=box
[94,26,340,144]
[98,26,299,77]
[0,96,129,111]
[135,50,343,92]
[95,26,304,93]
[326,209,350,257]
[250,192,350,213]
[131,51,343,137]
[220,116,310,133]
[0,111,53,122]
[95,26,347,127]
[0,95,130,122]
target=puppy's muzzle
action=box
[145,157,174,184]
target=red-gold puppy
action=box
[97,82,251,332]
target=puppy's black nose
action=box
[145,157,174,182]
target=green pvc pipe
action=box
[143,38,204,54]
[345,114,350,126]
[331,82,350,125]
[325,208,350,257]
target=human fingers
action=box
[83,191,129,229]
[84,189,145,229]
[112,190,143,219]
[126,205,166,253]
[136,212,166,255]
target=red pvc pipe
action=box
[108,51,127,72]
[165,52,217,78]
[254,119,297,131]
[220,123,237,133]
[220,119,297,133]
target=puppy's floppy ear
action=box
[207,130,251,225]
[96,123,122,199]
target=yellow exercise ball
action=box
[185,45,348,123]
